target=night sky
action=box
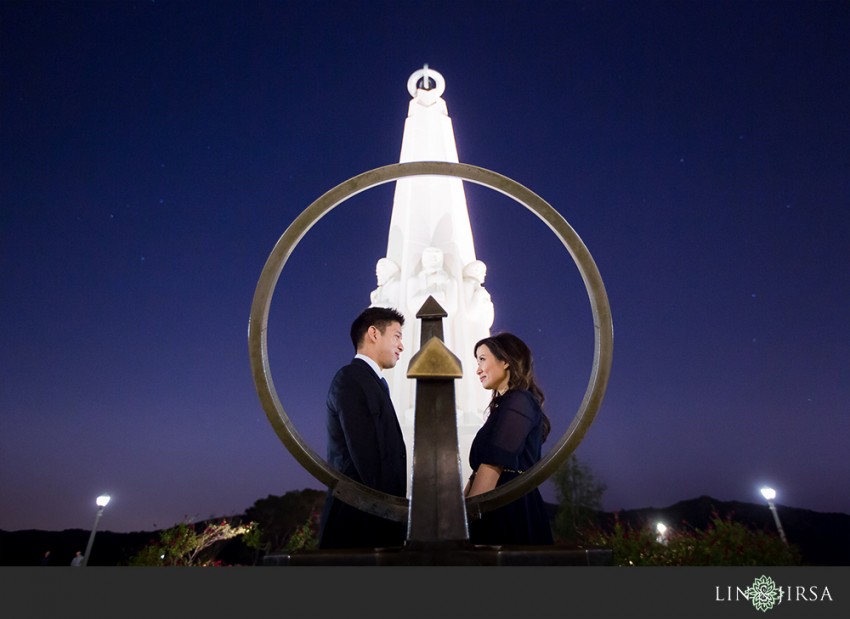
[2,0,848,533]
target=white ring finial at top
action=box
[407,65,446,98]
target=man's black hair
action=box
[350,306,405,351]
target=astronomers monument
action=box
[369,66,493,486]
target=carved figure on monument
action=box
[406,246,458,318]
[453,259,495,424]
[461,259,494,327]
[370,257,401,308]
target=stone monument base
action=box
[262,543,613,566]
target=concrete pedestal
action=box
[262,544,613,566]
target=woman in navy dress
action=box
[464,332,554,545]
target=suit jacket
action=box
[318,358,407,549]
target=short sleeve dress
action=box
[468,389,554,545]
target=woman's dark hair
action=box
[474,332,551,442]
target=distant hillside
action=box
[2,495,847,566]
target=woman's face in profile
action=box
[475,344,509,393]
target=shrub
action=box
[580,511,801,566]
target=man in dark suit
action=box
[318,306,408,549]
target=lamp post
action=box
[760,487,788,545]
[656,521,668,545]
[82,494,111,566]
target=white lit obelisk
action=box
[369,66,494,490]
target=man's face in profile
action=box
[374,321,404,370]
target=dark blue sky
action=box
[2,0,848,533]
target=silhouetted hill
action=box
[2,495,847,566]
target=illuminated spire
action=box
[370,67,494,489]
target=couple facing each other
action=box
[318,306,554,549]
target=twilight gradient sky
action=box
[2,0,848,533]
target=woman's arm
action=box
[466,463,503,497]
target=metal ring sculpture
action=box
[248,161,613,523]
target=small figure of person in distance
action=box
[464,332,554,545]
[70,550,84,566]
[318,306,408,549]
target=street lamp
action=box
[656,521,668,545]
[760,486,788,545]
[82,494,111,566]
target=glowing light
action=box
[656,521,668,544]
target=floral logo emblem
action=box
[744,575,782,612]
